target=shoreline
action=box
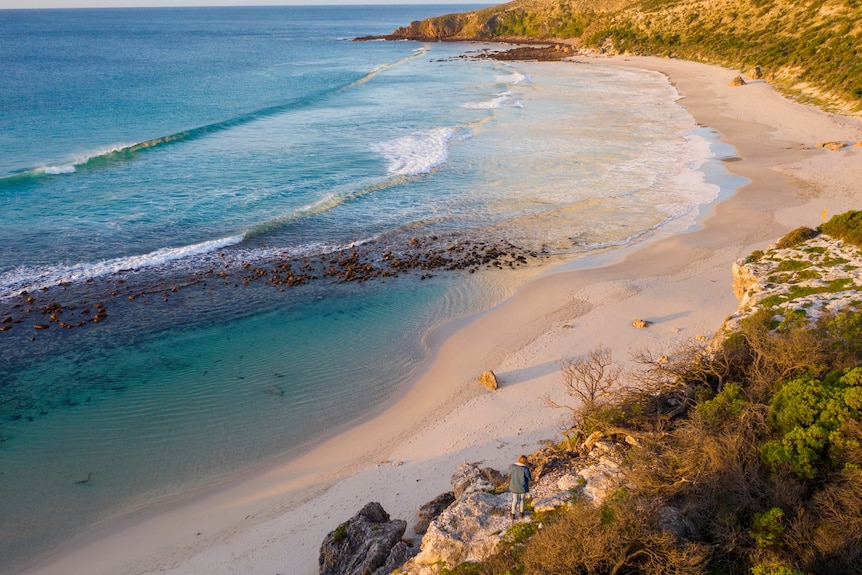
[18,55,862,575]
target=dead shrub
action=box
[727,311,833,402]
[519,496,711,575]
[545,346,623,435]
[559,346,621,412]
[631,338,746,395]
[784,466,862,573]
[624,399,774,559]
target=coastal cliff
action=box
[376,0,862,115]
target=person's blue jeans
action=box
[511,492,526,517]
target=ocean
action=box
[0,5,732,570]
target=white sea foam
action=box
[370,127,469,176]
[463,91,522,110]
[42,165,76,175]
[232,234,382,265]
[495,72,531,86]
[32,142,137,177]
[0,235,244,300]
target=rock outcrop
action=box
[319,502,417,575]
[406,489,511,573]
[450,461,506,498]
[726,233,862,333]
[414,492,456,535]
[400,445,623,574]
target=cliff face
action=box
[384,0,862,115]
[388,0,628,41]
[725,232,862,334]
[391,12,497,40]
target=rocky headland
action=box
[358,0,862,115]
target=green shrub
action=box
[746,249,765,263]
[761,368,862,478]
[821,311,862,364]
[504,521,539,544]
[331,521,349,544]
[750,565,805,575]
[750,507,785,548]
[775,226,819,249]
[820,210,862,248]
[696,382,748,426]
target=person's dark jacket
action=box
[508,463,532,494]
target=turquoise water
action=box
[0,5,726,570]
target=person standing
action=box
[508,455,532,521]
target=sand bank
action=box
[19,56,862,575]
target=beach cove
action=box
[13,50,862,575]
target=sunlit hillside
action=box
[389,0,862,114]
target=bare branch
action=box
[559,345,622,412]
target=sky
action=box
[1,0,488,8]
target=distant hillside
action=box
[386,0,862,115]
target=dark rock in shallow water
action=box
[319,501,417,575]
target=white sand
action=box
[19,56,862,575]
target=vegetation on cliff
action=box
[438,217,862,574]
[387,0,862,114]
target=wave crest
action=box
[0,235,244,300]
[370,127,470,176]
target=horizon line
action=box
[1,1,496,10]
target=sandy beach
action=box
[18,55,862,575]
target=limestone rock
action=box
[400,453,628,574]
[376,540,419,575]
[532,492,571,512]
[319,501,415,575]
[404,490,511,573]
[732,260,759,302]
[481,466,507,490]
[632,318,651,328]
[728,75,746,87]
[724,233,862,335]
[414,491,455,535]
[557,472,582,491]
[450,462,498,498]
[399,462,514,573]
[478,370,498,391]
[817,141,846,151]
[579,457,623,502]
